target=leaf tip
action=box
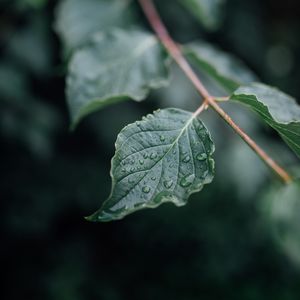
[85,209,117,223]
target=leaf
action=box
[184,41,257,93]
[230,83,300,158]
[54,0,135,53]
[67,29,170,128]
[179,0,225,30]
[87,108,215,222]
[260,180,300,265]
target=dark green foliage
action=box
[231,83,300,157]
[88,108,215,221]
[1,0,300,299]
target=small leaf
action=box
[54,0,135,53]
[230,83,300,158]
[184,41,257,93]
[179,0,225,30]
[67,29,170,128]
[260,180,300,265]
[87,108,215,222]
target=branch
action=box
[138,0,292,184]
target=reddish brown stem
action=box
[138,0,292,184]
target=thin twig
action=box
[138,0,292,184]
[193,100,209,118]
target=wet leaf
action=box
[87,108,215,222]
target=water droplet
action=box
[121,168,126,173]
[130,167,136,172]
[130,159,135,165]
[180,174,195,187]
[197,123,204,130]
[164,180,173,189]
[160,135,165,142]
[172,149,177,155]
[150,152,157,159]
[143,153,148,159]
[142,186,151,194]
[196,153,207,161]
[151,176,156,181]
[121,161,126,166]
[136,121,142,127]
[139,159,144,165]
[182,155,191,163]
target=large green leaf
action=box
[87,108,215,222]
[261,180,300,265]
[67,29,170,127]
[230,83,300,158]
[54,0,135,53]
[184,41,257,93]
[179,0,225,30]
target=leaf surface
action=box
[55,0,135,53]
[184,41,257,93]
[87,108,215,222]
[179,0,225,30]
[67,29,170,127]
[230,83,300,158]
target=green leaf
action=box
[87,108,215,222]
[54,0,135,53]
[179,0,225,30]
[184,41,257,93]
[67,29,170,128]
[230,83,300,158]
[261,180,300,265]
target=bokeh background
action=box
[1,0,300,299]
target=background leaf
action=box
[184,41,257,93]
[260,180,300,266]
[88,108,215,222]
[230,83,300,158]
[54,0,136,53]
[67,29,170,127]
[179,0,225,30]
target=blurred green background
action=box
[1,0,300,299]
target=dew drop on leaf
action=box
[150,152,157,159]
[196,153,207,161]
[182,155,191,163]
[142,186,151,194]
[180,174,195,187]
[164,180,174,189]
